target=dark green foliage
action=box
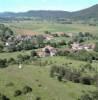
[0,44,4,52]
[80,76,93,85]
[44,31,51,34]
[50,65,96,85]
[0,94,10,100]
[14,90,22,97]
[0,58,8,68]
[94,42,98,52]
[5,82,14,87]
[17,54,30,63]
[31,50,37,57]
[57,75,62,81]
[57,50,70,56]
[36,97,41,100]
[8,57,16,64]
[0,24,14,41]
[22,86,32,94]
[57,50,98,62]
[78,90,98,100]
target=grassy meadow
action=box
[4,20,98,35]
[0,56,97,100]
[0,49,98,100]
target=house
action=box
[55,32,73,37]
[65,33,73,37]
[42,45,57,56]
[37,45,57,57]
[71,42,81,50]
[71,42,95,51]
[56,32,65,37]
[43,34,54,41]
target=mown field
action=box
[4,20,98,35]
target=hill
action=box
[71,4,98,20]
[0,4,98,20]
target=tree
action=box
[94,42,98,52]
[44,31,51,34]
[0,44,4,52]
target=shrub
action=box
[22,86,32,94]
[14,90,22,97]
[80,76,93,85]
[31,50,37,57]
[50,65,96,85]
[0,93,10,100]
[78,90,98,100]
[57,75,62,81]
[0,44,4,52]
[8,58,16,64]
[36,97,41,100]
[6,82,14,87]
[0,58,8,68]
[94,42,98,52]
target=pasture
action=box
[0,50,98,100]
[4,20,98,35]
[0,62,96,100]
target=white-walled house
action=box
[71,42,95,51]
[37,45,57,57]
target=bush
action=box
[50,65,97,85]
[36,97,41,100]
[0,59,8,68]
[94,42,98,52]
[8,58,16,64]
[78,93,92,100]
[78,90,98,100]
[0,44,4,52]
[80,76,93,85]
[0,93,10,100]
[14,90,22,97]
[57,75,62,81]
[22,86,32,94]
[31,50,37,57]
[6,82,14,87]
[17,54,31,64]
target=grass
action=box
[0,50,31,59]
[4,20,98,35]
[0,64,96,100]
[0,51,98,100]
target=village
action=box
[4,31,96,58]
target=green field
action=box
[0,59,96,100]
[0,50,97,100]
[4,21,98,35]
